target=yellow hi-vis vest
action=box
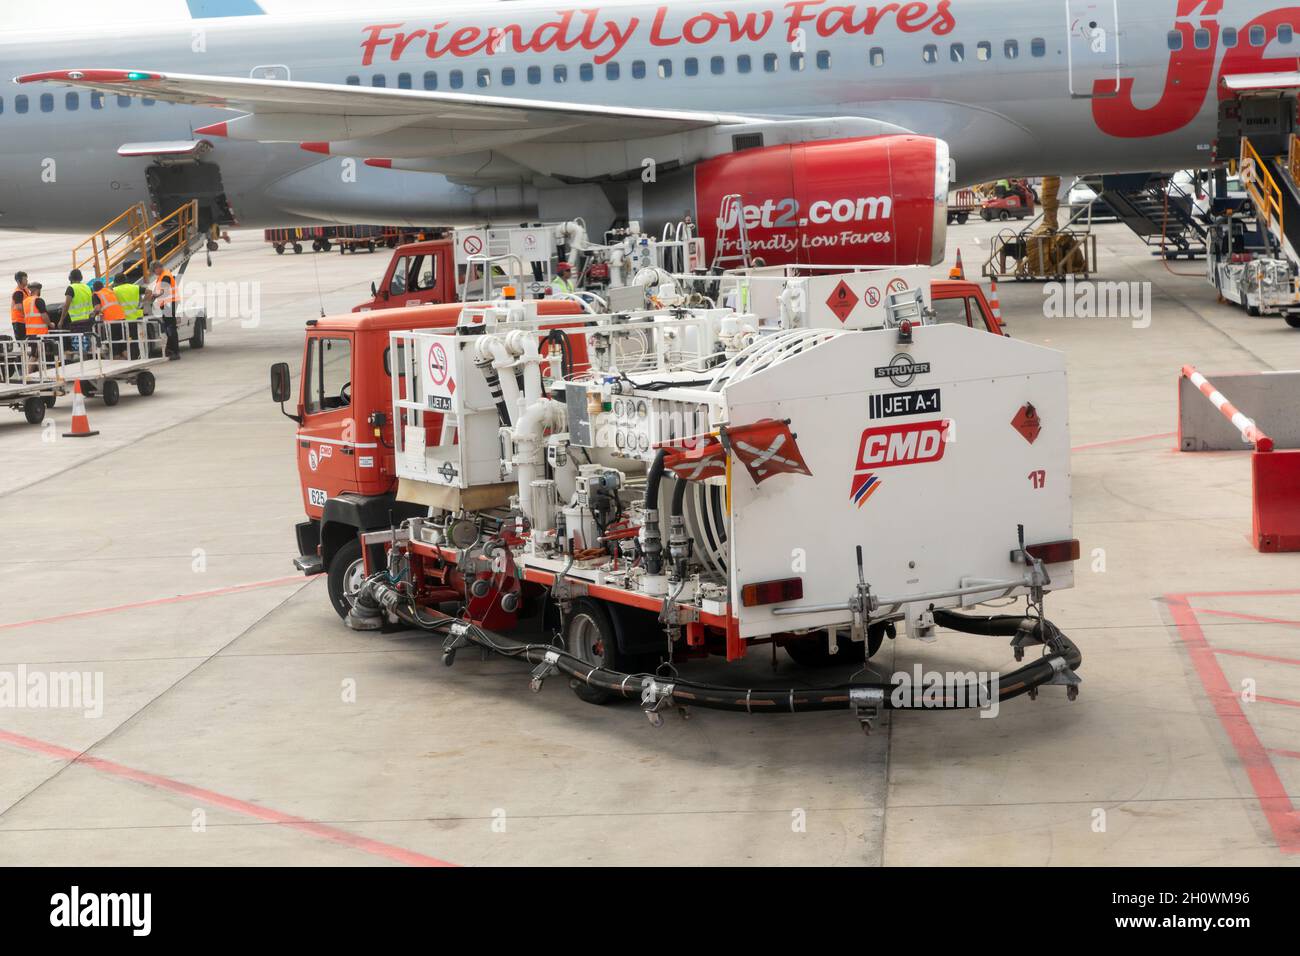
[113,283,144,320]
[67,283,94,323]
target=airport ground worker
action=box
[149,260,181,360]
[550,262,575,296]
[63,269,96,349]
[112,273,145,358]
[11,271,28,339]
[91,279,128,358]
[21,283,56,360]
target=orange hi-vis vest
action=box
[11,286,26,326]
[96,286,126,322]
[152,270,176,311]
[22,294,48,335]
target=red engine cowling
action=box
[690,135,949,268]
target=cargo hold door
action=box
[1066,0,1121,98]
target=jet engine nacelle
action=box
[669,135,950,269]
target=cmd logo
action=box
[850,419,949,507]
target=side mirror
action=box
[270,361,293,403]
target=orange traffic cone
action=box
[62,380,99,438]
[988,278,1003,321]
[949,248,965,280]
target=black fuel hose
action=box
[670,473,688,518]
[642,449,667,575]
[435,608,1081,715]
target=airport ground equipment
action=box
[0,338,65,425]
[52,322,166,406]
[947,189,979,226]
[1179,366,1300,552]
[981,197,1098,282]
[279,265,1081,729]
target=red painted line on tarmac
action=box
[1271,749,1300,761]
[1215,648,1300,667]
[1193,607,1300,629]
[1259,695,1300,710]
[0,728,455,867]
[0,576,309,632]
[1176,589,1300,599]
[1165,593,1300,854]
[1071,431,1175,452]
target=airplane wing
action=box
[15,70,756,146]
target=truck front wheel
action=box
[326,538,367,620]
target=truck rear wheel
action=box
[785,623,889,667]
[326,538,366,620]
[1286,314,1300,329]
[565,599,623,705]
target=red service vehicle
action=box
[352,239,457,313]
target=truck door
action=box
[297,334,366,517]
[387,253,443,308]
[1066,0,1121,98]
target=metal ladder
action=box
[710,194,753,270]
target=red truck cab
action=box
[353,239,457,312]
[930,280,1007,336]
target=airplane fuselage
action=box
[0,0,1293,231]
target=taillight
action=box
[741,577,804,607]
[1022,539,1081,564]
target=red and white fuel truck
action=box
[273,259,1081,730]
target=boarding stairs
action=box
[70,199,205,285]
[1086,173,1208,260]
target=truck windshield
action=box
[304,337,352,414]
[389,255,438,296]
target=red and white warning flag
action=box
[663,436,728,481]
[724,419,812,484]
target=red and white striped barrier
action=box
[1180,365,1274,452]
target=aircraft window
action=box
[606,62,620,80]
[15,95,26,114]
[870,47,885,67]
[1166,30,1182,51]
[423,71,437,90]
[1194,28,1211,50]
[976,41,991,61]
[764,52,778,72]
[0,99,4,115]
[528,66,541,84]
[346,75,360,85]
[632,60,646,79]
[66,92,79,111]
[790,51,805,71]
[1281,25,1294,44]
[712,56,725,75]
[477,68,491,88]
[1031,37,1046,56]
[816,50,830,69]
[950,43,965,63]
[117,95,130,108]
[40,94,53,113]
[91,92,103,109]
[738,54,752,74]
[142,98,156,106]
[449,70,464,89]
[501,67,515,86]
[372,74,386,87]
[1250,25,1267,46]
[657,59,672,78]
[922,45,938,63]
[398,72,412,89]
[1004,39,1018,59]
[685,57,699,77]
[554,64,568,83]
[580,63,594,81]
[1223,27,1238,47]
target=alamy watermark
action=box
[1043,278,1152,329]
[0,666,103,718]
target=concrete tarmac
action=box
[0,224,1297,865]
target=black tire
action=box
[981,209,993,221]
[293,243,303,254]
[101,378,120,406]
[1285,314,1300,329]
[565,598,622,705]
[320,240,332,253]
[43,395,56,409]
[998,210,1011,221]
[956,213,969,225]
[190,318,206,349]
[23,396,45,425]
[367,241,376,253]
[274,244,285,255]
[785,622,889,667]
[1247,303,1262,317]
[136,370,156,396]
[326,537,366,621]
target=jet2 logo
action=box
[850,418,949,507]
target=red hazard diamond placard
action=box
[1012,403,1042,444]
[826,279,859,324]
